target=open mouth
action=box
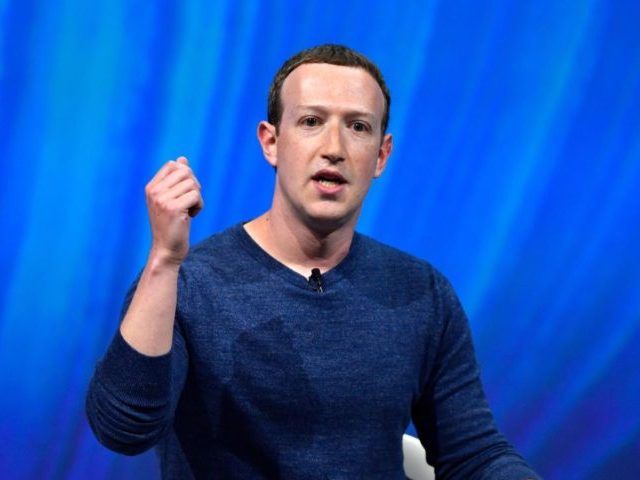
[312,170,347,187]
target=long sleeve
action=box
[412,274,540,480]
[85,286,188,456]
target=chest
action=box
[179,285,431,426]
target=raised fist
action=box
[144,156,204,265]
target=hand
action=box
[145,156,204,266]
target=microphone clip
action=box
[308,268,324,293]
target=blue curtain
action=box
[1,1,639,478]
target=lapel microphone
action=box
[308,268,324,293]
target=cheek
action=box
[348,134,380,153]
[353,146,382,174]
[278,136,316,161]
[277,154,307,186]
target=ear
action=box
[257,121,278,168]
[373,133,392,178]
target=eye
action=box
[301,116,320,127]
[351,121,370,133]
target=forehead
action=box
[280,63,385,117]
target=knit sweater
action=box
[86,224,539,479]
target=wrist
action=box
[147,247,184,273]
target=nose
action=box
[321,122,346,164]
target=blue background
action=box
[1,1,639,478]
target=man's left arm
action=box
[412,273,541,480]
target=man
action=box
[87,44,540,479]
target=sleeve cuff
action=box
[95,329,173,403]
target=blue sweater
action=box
[86,224,539,479]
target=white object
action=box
[403,434,435,480]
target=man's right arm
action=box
[86,157,203,454]
[120,156,203,356]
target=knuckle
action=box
[147,185,160,198]
[156,198,169,211]
[156,196,174,211]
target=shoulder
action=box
[354,232,440,281]
[178,223,254,285]
[352,233,455,303]
[186,223,242,260]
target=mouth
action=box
[311,170,347,188]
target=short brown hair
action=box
[267,44,391,135]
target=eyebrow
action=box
[294,104,376,120]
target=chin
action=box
[303,208,357,234]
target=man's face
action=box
[259,63,392,233]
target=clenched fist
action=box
[145,156,204,266]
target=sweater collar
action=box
[231,222,362,291]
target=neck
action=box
[244,209,355,277]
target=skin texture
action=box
[246,63,393,276]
